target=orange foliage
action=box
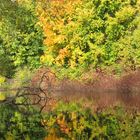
[36,0,81,65]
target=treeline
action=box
[1,0,140,79]
[1,1,140,139]
[38,0,140,78]
[0,0,44,78]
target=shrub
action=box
[37,0,140,78]
[0,50,15,78]
[0,0,44,76]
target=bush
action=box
[12,67,33,89]
[0,0,44,76]
[0,50,15,78]
[37,0,140,78]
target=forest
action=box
[0,0,140,139]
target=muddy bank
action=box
[31,68,140,111]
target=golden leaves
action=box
[55,48,69,65]
[36,0,81,65]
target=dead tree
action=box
[0,69,56,114]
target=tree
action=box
[38,0,140,77]
[0,0,44,77]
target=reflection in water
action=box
[53,77,140,111]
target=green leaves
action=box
[0,0,44,77]
[0,105,46,140]
[39,0,140,78]
[42,102,140,140]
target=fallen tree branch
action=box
[0,69,56,114]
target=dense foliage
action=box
[41,102,140,140]
[1,0,140,78]
[1,0,140,139]
[0,104,46,140]
[0,0,44,77]
[37,0,140,77]
[1,102,140,140]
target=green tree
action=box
[39,0,140,77]
[0,0,44,77]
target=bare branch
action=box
[0,69,56,115]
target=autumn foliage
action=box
[36,0,140,78]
